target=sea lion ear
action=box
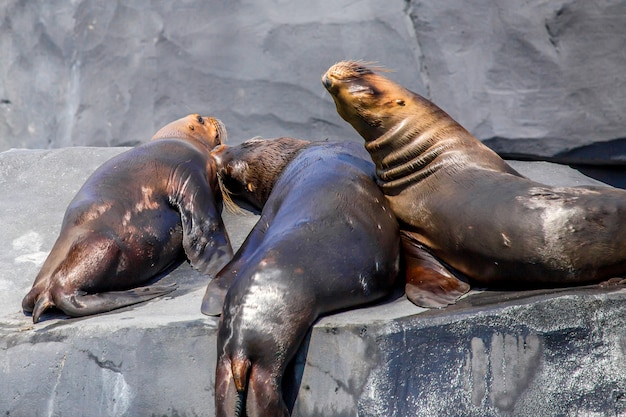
[395,99,405,106]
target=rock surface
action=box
[0,0,421,150]
[406,0,626,156]
[1,147,625,416]
[1,0,625,161]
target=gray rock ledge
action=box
[0,147,624,416]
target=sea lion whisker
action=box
[213,118,228,144]
[217,170,245,215]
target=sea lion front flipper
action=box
[171,176,234,277]
[201,222,268,316]
[402,237,470,308]
[202,268,237,316]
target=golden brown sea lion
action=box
[323,60,626,308]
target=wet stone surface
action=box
[0,147,625,416]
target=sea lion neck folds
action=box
[323,61,519,193]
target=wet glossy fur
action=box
[203,138,400,417]
[22,115,233,323]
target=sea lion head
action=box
[151,114,227,153]
[322,61,420,142]
[211,137,310,212]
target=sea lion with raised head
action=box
[323,60,626,308]
[22,114,233,323]
[203,137,400,417]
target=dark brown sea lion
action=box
[202,138,400,417]
[323,60,626,308]
[22,114,233,323]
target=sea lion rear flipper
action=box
[53,284,178,318]
[402,238,470,308]
[32,293,54,324]
[215,356,244,417]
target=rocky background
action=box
[2,2,626,415]
[1,0,625,162]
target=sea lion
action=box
[22,114,233,323]
[322,60,626,308]
[202,138,400,417]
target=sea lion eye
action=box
[197,115,204,124]
[396,99,405,106]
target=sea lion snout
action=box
[209,117,228,144]
[151,114,226,152]
[321,67,343,93]
[322,73,333,89]
[211,145,251,214]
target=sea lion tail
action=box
[32,293,54,324]
[232,355,251,394]
[231,355,251,417]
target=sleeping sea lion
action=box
[203,137,400,417]
[323,60,626,308]
[22,114,233,323]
